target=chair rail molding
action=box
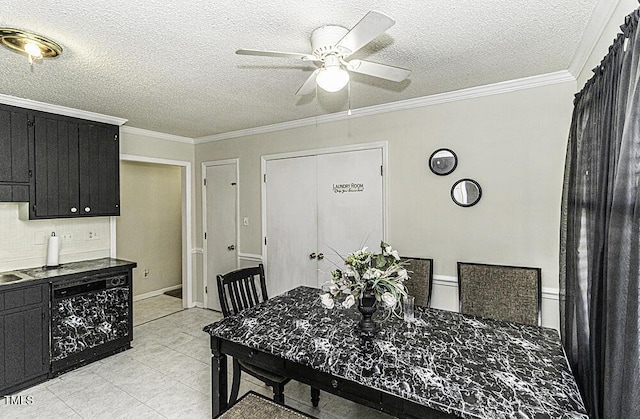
[433,274,559,299]
[238,253,263,263]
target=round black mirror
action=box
[429,148,457,176]
[451,179,482,207]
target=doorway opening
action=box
[112,155,193,325]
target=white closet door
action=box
[316,149,384,286]
[265,156,318,297]
[204,162,238,311]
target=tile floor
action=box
[1,296,393,419]
[133,293,184,326]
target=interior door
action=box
[204,162,238,311]
[265,156,318,297]
[265,147,385,293]
[316,149,384,285]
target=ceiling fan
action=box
[236,10,411,95]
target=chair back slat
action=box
[401,257,434,307]
[457,262,541,326]
[230,281,242,314]
[216,264,269,317]
[242,276,258,308]
[240,276,250,307]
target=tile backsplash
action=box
[0,203,111,271]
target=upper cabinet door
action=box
[31,113,119,219]
[0,106,30,183]
[33,115,80,218]
[0,105,32,202]
[78,123,120,216]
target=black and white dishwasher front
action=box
[50,271,132,375]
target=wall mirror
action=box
[451,179,482,207]
[429,148,457,176]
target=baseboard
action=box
[133,284,182,301]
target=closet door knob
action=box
[309,252,317,259]
[317,253,324,260]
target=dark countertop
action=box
[0,258,137,289]
[205,286,587,419]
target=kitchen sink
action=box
[0,271,33,284]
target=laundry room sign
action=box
[333,182,365,193]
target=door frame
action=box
[201,158,240,310]
[261,141,389,273]
[111,154,194,308]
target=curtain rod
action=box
[575,6,639,103]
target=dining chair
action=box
[456,262,542,326]
[216,264,320,407]
[401,257,434,307]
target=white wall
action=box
[0,203,110,271]
[194,80,576,329]
[116,161,182,297]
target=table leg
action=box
[311,386,320,407]
[211,351,228,416]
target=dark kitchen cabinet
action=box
[31,113,120,218]
[0,104,32,202]
[0,283,50,396]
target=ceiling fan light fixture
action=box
[316,65,349,93]
[0,27,62,65]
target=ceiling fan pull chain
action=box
[348,79,352,116]
[315,84,319,127]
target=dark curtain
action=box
[560,6,640,419]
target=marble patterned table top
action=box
[205,286,587,419]
[20,258,135,282]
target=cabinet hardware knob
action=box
[309,252,317,259]
[317,253,325,260]
[85,207,91,212]
[331,379,338,388]
[70,207,77,213]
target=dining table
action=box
[203,286,587,418]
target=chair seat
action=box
[239,360,289,384]
[215,391,316,418]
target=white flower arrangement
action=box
[320,241,408,316]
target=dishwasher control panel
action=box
[107,275,127,288]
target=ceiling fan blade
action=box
[295,69,320,96]
[236,49,317,61]
[346,60,411,82]
[335,11,395,56]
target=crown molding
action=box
[195,70,575,144]
[568,0,621,79]
[120,125,194,144]
[0,93,128,126]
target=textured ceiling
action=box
[0,0,598,139]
